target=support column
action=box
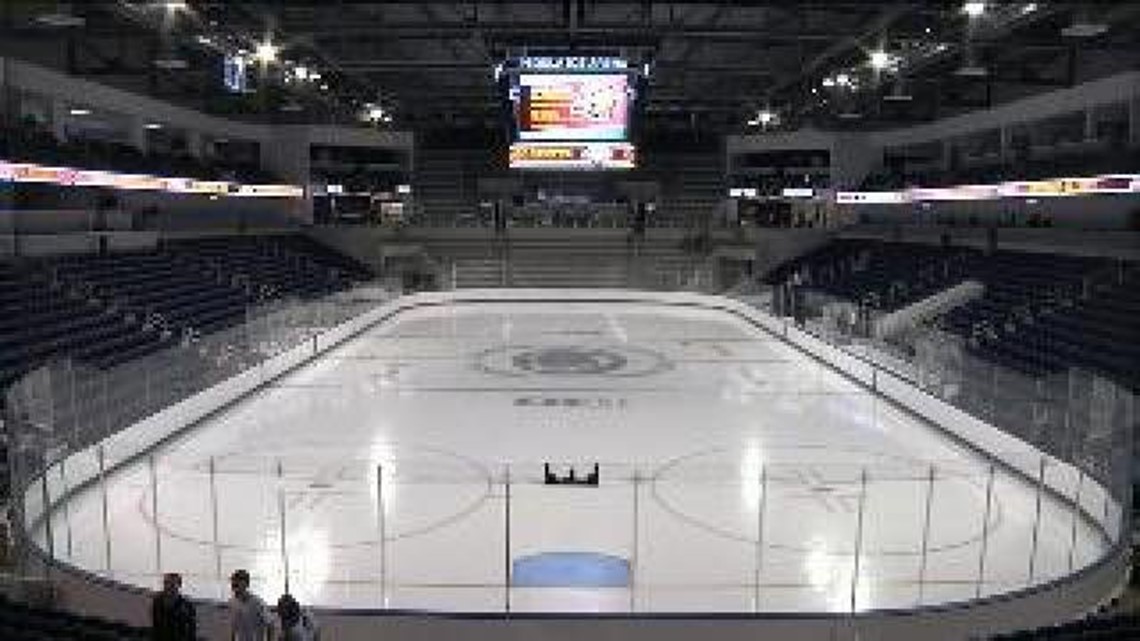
[1084,106,1096,142]
[127,115,147,155]
[185,129,203,159]
[50,97,68,143]
[999,125,1011,163]
[1129,96,1139,145]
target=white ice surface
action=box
[36,302,1106,613]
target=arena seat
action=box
[0,235,373,393]
[990,612,1140,640]
[0,595,152,641]
[767,239,1137,390]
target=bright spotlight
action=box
[835,73,851,87]
[364,104,386,122]
[758,110,775,125]
[163,1,187,12]
[963,2,986,17]
[254,40,279,64]
[822,77,836,88]
[68,107,91,116]
[293,65,309,80]
[869,50,891,70]
[143,122,164,130]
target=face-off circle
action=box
[476,344,673,377]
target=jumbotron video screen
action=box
[507,59,636,170]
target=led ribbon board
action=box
[509,142,635,170]
[0,159,304,198]
[836,174,1140,204]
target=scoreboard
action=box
[507,57,638,170]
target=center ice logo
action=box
[513,346,627,375]
[476,344,673,378]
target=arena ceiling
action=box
[2,1,1139,134]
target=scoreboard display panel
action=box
[515,74,630,142]
[507,57,637,170]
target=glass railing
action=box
[723,284,1133,541]
[15,449,1120,613]
[1,282,395,570]
[2,276,1131,616]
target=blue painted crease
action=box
[512,552,631,587]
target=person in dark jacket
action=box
[275,594,319,641]
[152,573,196,641]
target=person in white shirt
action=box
[228,569,273,641]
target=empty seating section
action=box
[0,596,150,641]
[991,612,1140,640]
[768,239,1138,390]
[1,261,160,384]
[0,235,372,393]
[766,239,975,311]
[944,252,1137,386]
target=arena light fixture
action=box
[254,40,279,64]
[746,109,776,128]
[835,73,851,87]
[143,122,164,130]
[963,2,986,18]
[869,50,892,71]
[68,107,91,116]
[954,65,988,77]
[154,57,188,70]
[35,3,85,28]
[363,103,387,122]
[1061,20,1109,38]
[821,77,836,88]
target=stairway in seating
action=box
[453,258,507,288]
[429,235,713,290]
[505,240,633,288]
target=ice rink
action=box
[35,300,1107,613]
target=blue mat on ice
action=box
[512,552,631,587]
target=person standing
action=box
[276,594,319,641]
[151,573,196,641]
[228,569,273,641]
